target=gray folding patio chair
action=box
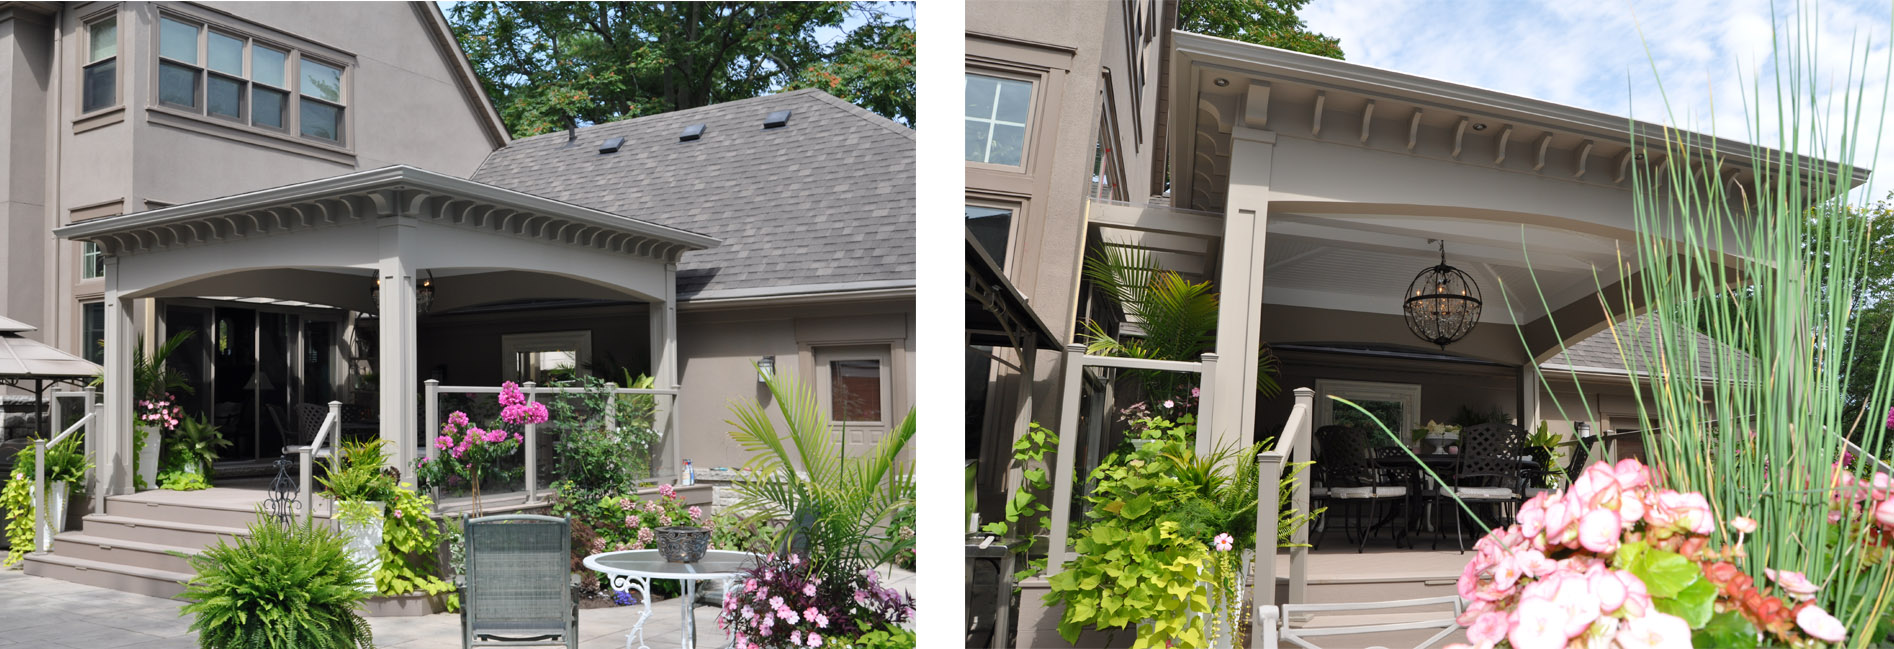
[462,514,577,649]
[1258,595,1465,649]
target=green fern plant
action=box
[177,517,375,649]
[726,367,916,571]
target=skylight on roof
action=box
[763,110,791,129]
[680,124,706,141]
[599,137,625,153]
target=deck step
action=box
[80,514,250,549]
[104,489,329,529]
[49,533,202,574]
[20,552,192,599]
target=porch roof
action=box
[53,165,720,260]
[1168,31,1871,215]
[1540,314,1754,380]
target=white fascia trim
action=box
[1171,31,1869,182]
[680,280,915,306]
[53,165,721,250]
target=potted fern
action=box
[33,433,91,540]
[178,517,375,649]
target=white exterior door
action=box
[814,345,895,459]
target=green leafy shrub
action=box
[545,372,659,504]
[158,470,210,491]
[377,485,457,610]
[708,507,781,555]
[839,627,918,649]
[178,518,375,649]
[319,439,398,504]
[1,470,32,567]
[978,422,1056,581]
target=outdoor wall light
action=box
[416,270,435,313]
[1403,240,1483,349]
[757,356,775,382]
[370,277,380,302]
[1471,123,1488,131]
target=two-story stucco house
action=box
[0,1,913,597]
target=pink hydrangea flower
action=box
[659,483,677,498]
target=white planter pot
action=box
[337,501,385,594]
[35,481,70,552]
[136,423,161,490]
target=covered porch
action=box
[53,165,718,505]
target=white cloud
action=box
[1301,0,1893,201]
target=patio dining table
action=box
[1374,452,1534,534]
[583,549,762,649]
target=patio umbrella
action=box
[0,316,103,438]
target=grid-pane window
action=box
[157,18,201,109]
[251,46,288,129]
[82,16,118,113]
[965,74,1031,166]
[151,15,345,143]
[830,360,883,422]
[966,205,1013,270]
[82,303,104,365]
[298,60,344,141]
[80,242,103,280]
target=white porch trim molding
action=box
[55,165,718,496]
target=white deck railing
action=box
[1047,343,1219,574]
[33,399,101,552]
[424,380,680,508]
[1251,387,1312,641]
[290,401,343,524]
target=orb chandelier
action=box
[1403,240,1482,348]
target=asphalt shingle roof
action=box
[470,89,915,301]
[1541,314,1753,378]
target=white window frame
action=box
[1314,379,1422,436]
[80,242,103,280]
[965,72,1035,167]
[81,12,119,114]
[499,331,592,383]
[152,10,350,146]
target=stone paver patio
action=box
[0,566,915,649]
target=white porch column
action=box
[649,262,679,478]
[101,257,135,497]
[1210,125,1277,453]
[377,215,419,481]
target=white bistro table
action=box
[583,549,761,649]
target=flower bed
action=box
[1448,458,1849,648]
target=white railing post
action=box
[1253,446,1284,619]
[328,401,343,476]
[1289,387,1312,605]
[605,382,618,432]
[1197,352,1218,458]
[424,379,440,502]
[1045,343,1088,575]
[31,438,46,552]
[300,449,313,525]
[84,389,100,514]
[523,381,537,501]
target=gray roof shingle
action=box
[1541,314,1753,378]
[470,89,915,301]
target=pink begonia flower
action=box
[1876,498,1894,528]
[1616,570,1654,617]
[1507,598,1569,649]
[1797,604,1848,643]
[1729,515,1758,533]
[1591,569,1627,613]
[1489,559,1523,593]
[1578,509,1621,553]
[1765,568,1821,600]
[1548,575,1600,638]
[1515,494,1548,538]
[1465,611,1510,649]
[1616,612,1692,649]
[1613,458,1651,491]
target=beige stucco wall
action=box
[675,298,915,472]
[10,1,501,359]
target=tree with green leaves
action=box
[447,2,915,138]
[1177,0,1343,60]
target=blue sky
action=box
[1302,0,1894,201]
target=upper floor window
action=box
[82,15,117,113]
[80,242,104,280]
[156,14,347,144]
[965,74,1031,166]
[966,205,1014,270]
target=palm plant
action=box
[1082,243,1280,404]
[91,330,195,400]
[726,367,915,570]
